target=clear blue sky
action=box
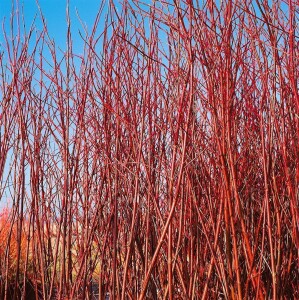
[0,1,115,210]
[0,0,112,53]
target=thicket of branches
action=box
[0,0,298,299]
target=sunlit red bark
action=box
[0,0,298,299]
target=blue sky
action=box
[0,0,112,54]
[0,1,114,210]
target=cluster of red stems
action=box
[0,0,298,299]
